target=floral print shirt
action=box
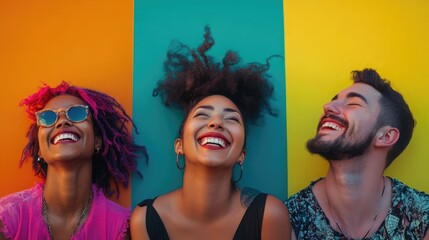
[286,177,429,240]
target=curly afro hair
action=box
[153,26,279,136]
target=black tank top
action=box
[137,193,268,240]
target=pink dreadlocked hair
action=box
[20,81,147,197]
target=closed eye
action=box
[226,117,241,122]
[194,112,210,118]
[346,97,366,107]
[347,103,362,106]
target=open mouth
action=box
[197,132,231,149]
[51,132,80,144]
[318,114,348,133]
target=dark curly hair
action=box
[153,26,278,137]
[351,68,415,167]
[20,81,148,197]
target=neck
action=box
[324,156,388,238]
[41,158,94,240]
[43,162,92,215]
[180,166,238,221]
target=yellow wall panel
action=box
[285,1,429,195]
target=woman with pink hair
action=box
[0,82,147,240]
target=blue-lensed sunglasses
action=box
[35,105,89,127]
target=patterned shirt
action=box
[286,177,429,240]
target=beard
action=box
[306,129,376,161]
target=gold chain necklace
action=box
[42,187,93,240]
[326,177,386,240]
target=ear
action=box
[174,138,183,155]
[238,149,246,165]
[374,126,400,148]
[95,135,103,149]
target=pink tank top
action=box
[0,183,130,240]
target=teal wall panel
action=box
[132,0,286,207]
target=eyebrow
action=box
[195,105,240,114]
[331,92,368,104]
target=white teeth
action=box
[53,133,79,144]
[322,122,344,131]
[200,137,227,148]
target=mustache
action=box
[317,113,348,130]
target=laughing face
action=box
[177,95,245,168]
[307,83,382,160]
[38,95,100,164]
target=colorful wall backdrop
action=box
[131,0,287,206]
[0,0,134,207]
[285,1,429,196]
[1,0,428,211]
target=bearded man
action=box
[286,69,429,240]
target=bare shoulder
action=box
[261,195,291,240]
[264,195,289,219]
[130,190,180,239]
[130,204,149,240]
[131,204,148,222]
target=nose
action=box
[208,114,224,129]
[323,100,341,115]
[55,111,72,127]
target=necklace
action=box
[326,177,386,240]
[42,187,93,240]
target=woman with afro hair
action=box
[131,26,291,240]
[0,82,147,240]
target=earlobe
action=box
[375,127,400,147]
[95,136,102,149]
[174,138,183,155]
[238,149,246,164]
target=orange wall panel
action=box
[0,0,134,207]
